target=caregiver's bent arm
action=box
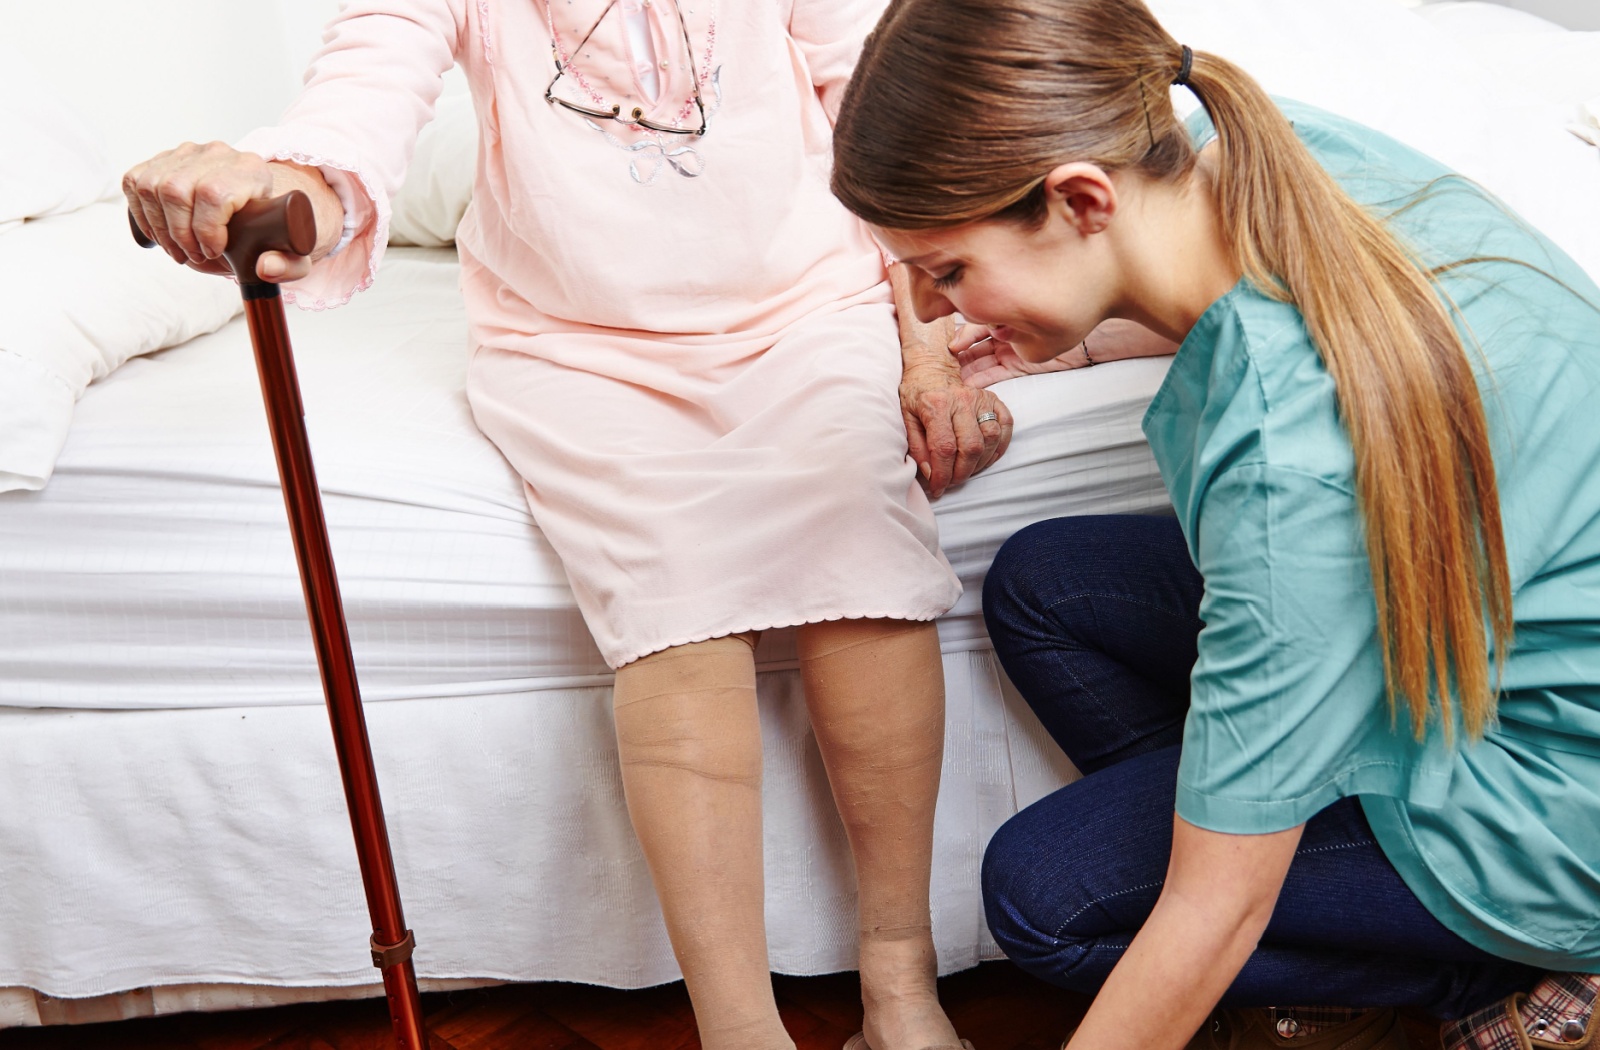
[1068,817,1305,1050]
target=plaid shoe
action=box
[1442,973,1599,1050]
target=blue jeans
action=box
[981,514,1541,1019]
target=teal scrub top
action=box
[1150,99,1600,971]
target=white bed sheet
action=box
[0,248,1173,711]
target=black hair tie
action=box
[1173,45,1194,87]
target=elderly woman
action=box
[122,2,1018,1048]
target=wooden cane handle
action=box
[127,210,158,249]
[127,192,317,290]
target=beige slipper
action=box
[843,1034,976,1050]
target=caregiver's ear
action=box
[1042,162,1117,235]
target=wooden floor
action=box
[0,964,1089,1050]
[0,964,1448,1050]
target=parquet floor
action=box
[0,964,1087,1050]
[0,964,1447,1050]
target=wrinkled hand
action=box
[900,359,1014,500]
[949,324,1083,389]
[123,142,315,283]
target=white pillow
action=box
[0,201,241,492]
[0,40,116,228]
[1417,2,1566,36]
[388,93,478,247]
[1148,0,1600,281]
[1418,3,1600,115]
[1152,0,1502,180]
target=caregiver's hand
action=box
[901,356,1013,501]
[956,318,1183,389]
[123,142,342,282]
[950,324,1080,388]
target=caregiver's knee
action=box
[981,810,1076,956]
[983,518,1103,645]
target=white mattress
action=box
[0,247,1172,1012]
[0,247,1173,710]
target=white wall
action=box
[1494,0,1600,29]
[7,0,1588,178]
[4,2,300,173]
[1,0,463,176]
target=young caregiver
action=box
[829,0,1600,1048]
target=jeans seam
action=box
[1043,843,1367,946]
[1048,603,1142,743]
[1294,840,1373,857]
[1029,592,1191,744]
[1040,591,1195,623]
[1050,878,1167,939]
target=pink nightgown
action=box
[236,0,960,667]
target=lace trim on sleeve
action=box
[258,148,390,311]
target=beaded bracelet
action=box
[1081,336,1096,366]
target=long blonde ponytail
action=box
[832,0,1512,739]
[1184,50,1510,739]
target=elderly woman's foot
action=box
[698,1016,796,1050]
[846,1035,973,1050]
[858,934,963,1050]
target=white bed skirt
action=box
[0,649,1078,1027]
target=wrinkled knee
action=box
[612,639,762,788]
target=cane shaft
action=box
[241,291,427,1050]
[129,194,427,1048]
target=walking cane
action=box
[130,193,429,1050]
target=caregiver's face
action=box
[874,178,1117,364]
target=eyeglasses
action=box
[545,0,708,136]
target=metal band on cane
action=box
[372,930,417,969]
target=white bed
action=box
[0,240,1168,1024]
[2,0,1598,1029]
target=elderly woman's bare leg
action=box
[611,634,793,1050]
[798,618,962,1050]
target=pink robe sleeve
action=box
[788,0,889,125]
[234,0,468,310]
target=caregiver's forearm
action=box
[1067,886,1266,1050]
[1066,819,1303,1050]
[1087,318,1181,362]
